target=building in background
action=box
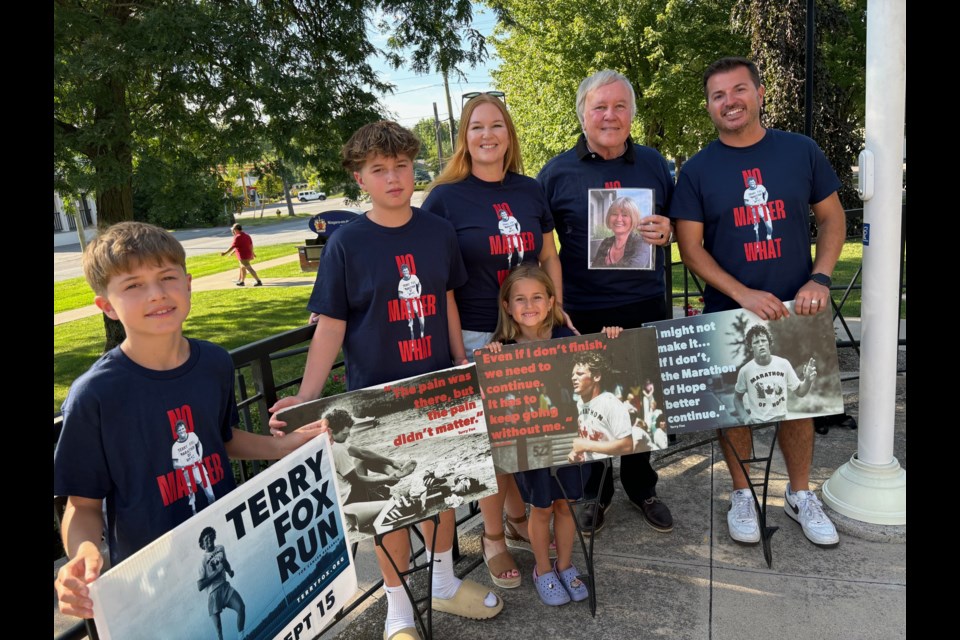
[54,191,98,248]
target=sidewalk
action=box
[324,366,906,640]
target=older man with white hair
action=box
[537,69,675,536]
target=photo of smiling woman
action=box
[589,190,655,270]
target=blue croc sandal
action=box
[533,566,571,606]
[554,561,589,602]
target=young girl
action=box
[486,264,622,606]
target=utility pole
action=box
[433,102,445,171]
[442,70,457,150]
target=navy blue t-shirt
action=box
[307,208,468,390]
[670,129,841,312]
[537,135,674,311]
[54,339,238,565]
[423,172,555,332]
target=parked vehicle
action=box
[297,190,327,202]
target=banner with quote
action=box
[275,364,497,543]
[644,303,844,434]
[474,329,667,474]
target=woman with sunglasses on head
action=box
[423,92,568,590]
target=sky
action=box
[366,3,502,129]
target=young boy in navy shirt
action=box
[269,121,503,640]
[54,221,322,620]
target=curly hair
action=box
[198,526,217,548]
[324,408,355,435]
[341,120,421,173]
[571,350,610,385]
[744,323,773,358]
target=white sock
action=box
[428,548,498,607]
[384,584,415,637]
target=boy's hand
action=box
[268,395,313,436]
[269,396,331,441]
[601,326,623,339]
[54,540,103,619]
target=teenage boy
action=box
[54,221,322,620]
[269,121,502,640]
[221,223,263,286]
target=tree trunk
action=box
[102,313,127,353]
[282,177,296,216]
[91,73,135,350]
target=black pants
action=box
[568,297,665,506]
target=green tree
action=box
[132,150,229,229]
[412,117,453,174]
[487,0,745,174]
[733,0,865,208]
[381,0,494,148]
[55,0,389,231]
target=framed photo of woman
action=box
[587,188,655,270]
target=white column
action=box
[822,0,906,525]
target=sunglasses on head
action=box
[461,90,507,107]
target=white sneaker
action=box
[727,488,760,544]
[784,483,840,548]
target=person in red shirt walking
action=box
[221,224,263,286]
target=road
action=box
[53,193,428,282]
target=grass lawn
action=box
[53,243,302,314]
[54,286,315,413]
[665,239,904,319]
[256,259,314,279]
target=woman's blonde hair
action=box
[427,94,523,190]
[606,196,642,232]
[493,264,564,342]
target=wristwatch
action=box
[809,272,832,288]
